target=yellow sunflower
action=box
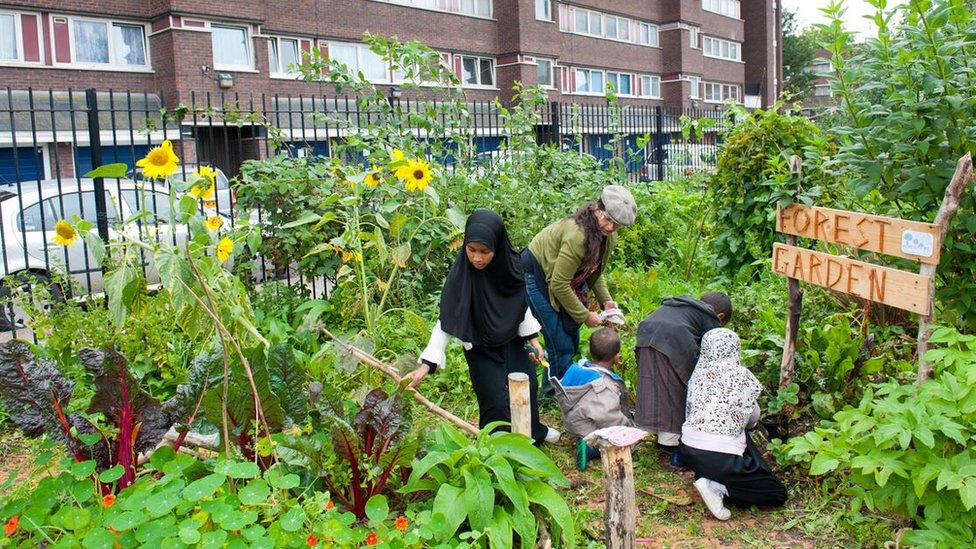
[216,237,234,262]
[395,159,433,192]
[364,166,380,188]
[53,220,78,247]
[189,168,216,200]
[204,215,224,232]
[391,149,405,162]
[136,140,180,179]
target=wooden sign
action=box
[772,243,932,315]
[776,204,942,265]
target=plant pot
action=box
[761,416,791,441]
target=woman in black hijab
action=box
[405,209,560,444]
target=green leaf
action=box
[488,433,567,486]
[150,445,177,471]
[809,454,840,476]
[393,242,412,268]
[83,526,117,549]
[54,507,91,531]
[365,494,389,524]
[239,478,271,505]
[103,261,140,326]
[525,480,575,548]
[961,479,976,511]
[265,466,300,490]
[98,464,126,483]
[70,460,97,479]
[279,506,306,532]
[214,460,261,479]
[178,195,198,223]
[109,510,148,531]
[462,467,494,532]
[182,473,226,501]
[200,530,228,549]
[179,526,201,544]
[83,163,129,179]
[432,484,466,541]
[446,206,466,230]
[280,212,322,229]
[81,230,106,266]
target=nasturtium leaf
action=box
[109,510,148,531]
[239,479,271,505]
[279,506,307,532]
[98,464,125,483]
[365,494,389,524]
[215,460,261,479]
[200,530,228,549]
[150,446,177,471]
[183,473,226,501]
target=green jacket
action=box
[528,218,616,324]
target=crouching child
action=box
[553,328,635,469]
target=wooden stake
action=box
[917,153,973,384]
[779,157,805,394]
[601,444,637,549]
[507,372,531,437]
[322,330,480,436]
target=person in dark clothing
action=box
[635,292,732,462]
[404,209,560,444]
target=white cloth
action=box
[418,307,542,369]
[681,328,763,455]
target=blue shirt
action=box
[560,359,622,387]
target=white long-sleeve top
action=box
[418,308,542,369]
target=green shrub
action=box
[781,327,976,546]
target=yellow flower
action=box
[136,140,180,179]
[341,250,354,263]
[204,215,224,232]
[391,149,405,162]
[395,159,433,192]
[53,220,78,247]
[189,180,216,201]
[364,166,380,188]
[196,165,217,184]
[216,237,234,262]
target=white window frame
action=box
[638,22,659,47]
[210,23,253,71]
[810,60,831,75]
[535,57,554,88]
[268,36,302,78]
[329,41,392,83]
[459,54,495,88]
[813,84,832,97]
[535,0,552,21]
[639,74,661,98]
[606,71,633,96]
[566,6,658,48]
[573,67,605,95]
[702,0,741,19]
[689,26,701,49]
[703,81,741,103]
[702,35,741,62]
[0,10,23,62]
[59,15,151,71]
[371,0,493,19]
[688,75,701,99]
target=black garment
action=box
[635,346,687,434]
[680,433,788,508]
[635,296,722,370]
[440,209,527,348]
[465,337,548,443]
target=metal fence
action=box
[0,87,731,332]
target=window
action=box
[689,26,700,48]
[638,23,659,47]
[211,24,251,70]
[330,42,389,82]
[605,16,617,39]
[640,75,660,98]
[378,0,491,17]
[536,58,553,87]
[460,55,494,87]
[120,190,172,226]
[68,18,148,67]
[269,37,300,76]
[607,72,632,95]
[20,192,117,232]
[702,0,740,18]
[589,11,602,35]
[535,0,551,21]
[814,84,832,97]
[1,13,18,61]
[703,82,740,103]
[811,61,830,74]
[688,75,701,99]
[702,36,741,61]
[574,68,603,94]
[458,0,491,17]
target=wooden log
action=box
[601,444,637,549]
[322,330,480,436]
[507,372,531,437]
[778,235,803,392]
[917,153,973,384]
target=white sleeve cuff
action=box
[517,307,542,338]
[419,320,451,368]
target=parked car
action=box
[0,178,226,329]
[639,144,719,182]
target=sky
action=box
[781,0,877,38]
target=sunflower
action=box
[136,140,180,179]
[364,166,380,188]
[53,220,78,247]
[189,168,216,200]
[204,215,224,232]
[395,159,433,192]
[391,149,405,162]
[216,237,234,262]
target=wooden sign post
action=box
[507,372,532,437]
[772,154,973,385]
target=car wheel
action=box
[0,272,66,331]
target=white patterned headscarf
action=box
[697,328,741,368]
[684,328,763,437]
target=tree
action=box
[781,9,820,101]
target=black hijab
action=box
[439,209,527,347]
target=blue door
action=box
[74,145,149,176]
[0,146,44,185]
[587,134,614,168]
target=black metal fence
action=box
[0,87,731,331]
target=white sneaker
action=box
[544,427,561,444]
[694,478,731,520]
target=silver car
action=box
[0,178,225,329]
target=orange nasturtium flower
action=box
[365,532,378,546]
[395,515,409,531]
[4,516,19,536]
[306,534,318,547]
[325,500,334,510]
[102,494,117,508]
[136,140,180,179]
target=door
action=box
[0,147,44,185]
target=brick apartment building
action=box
[799,47,835,117]
[0,0,782,182]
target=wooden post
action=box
[601,445,636,549]
[917,153,973,384]
[507,372,531,437]
[779,156,804,392]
